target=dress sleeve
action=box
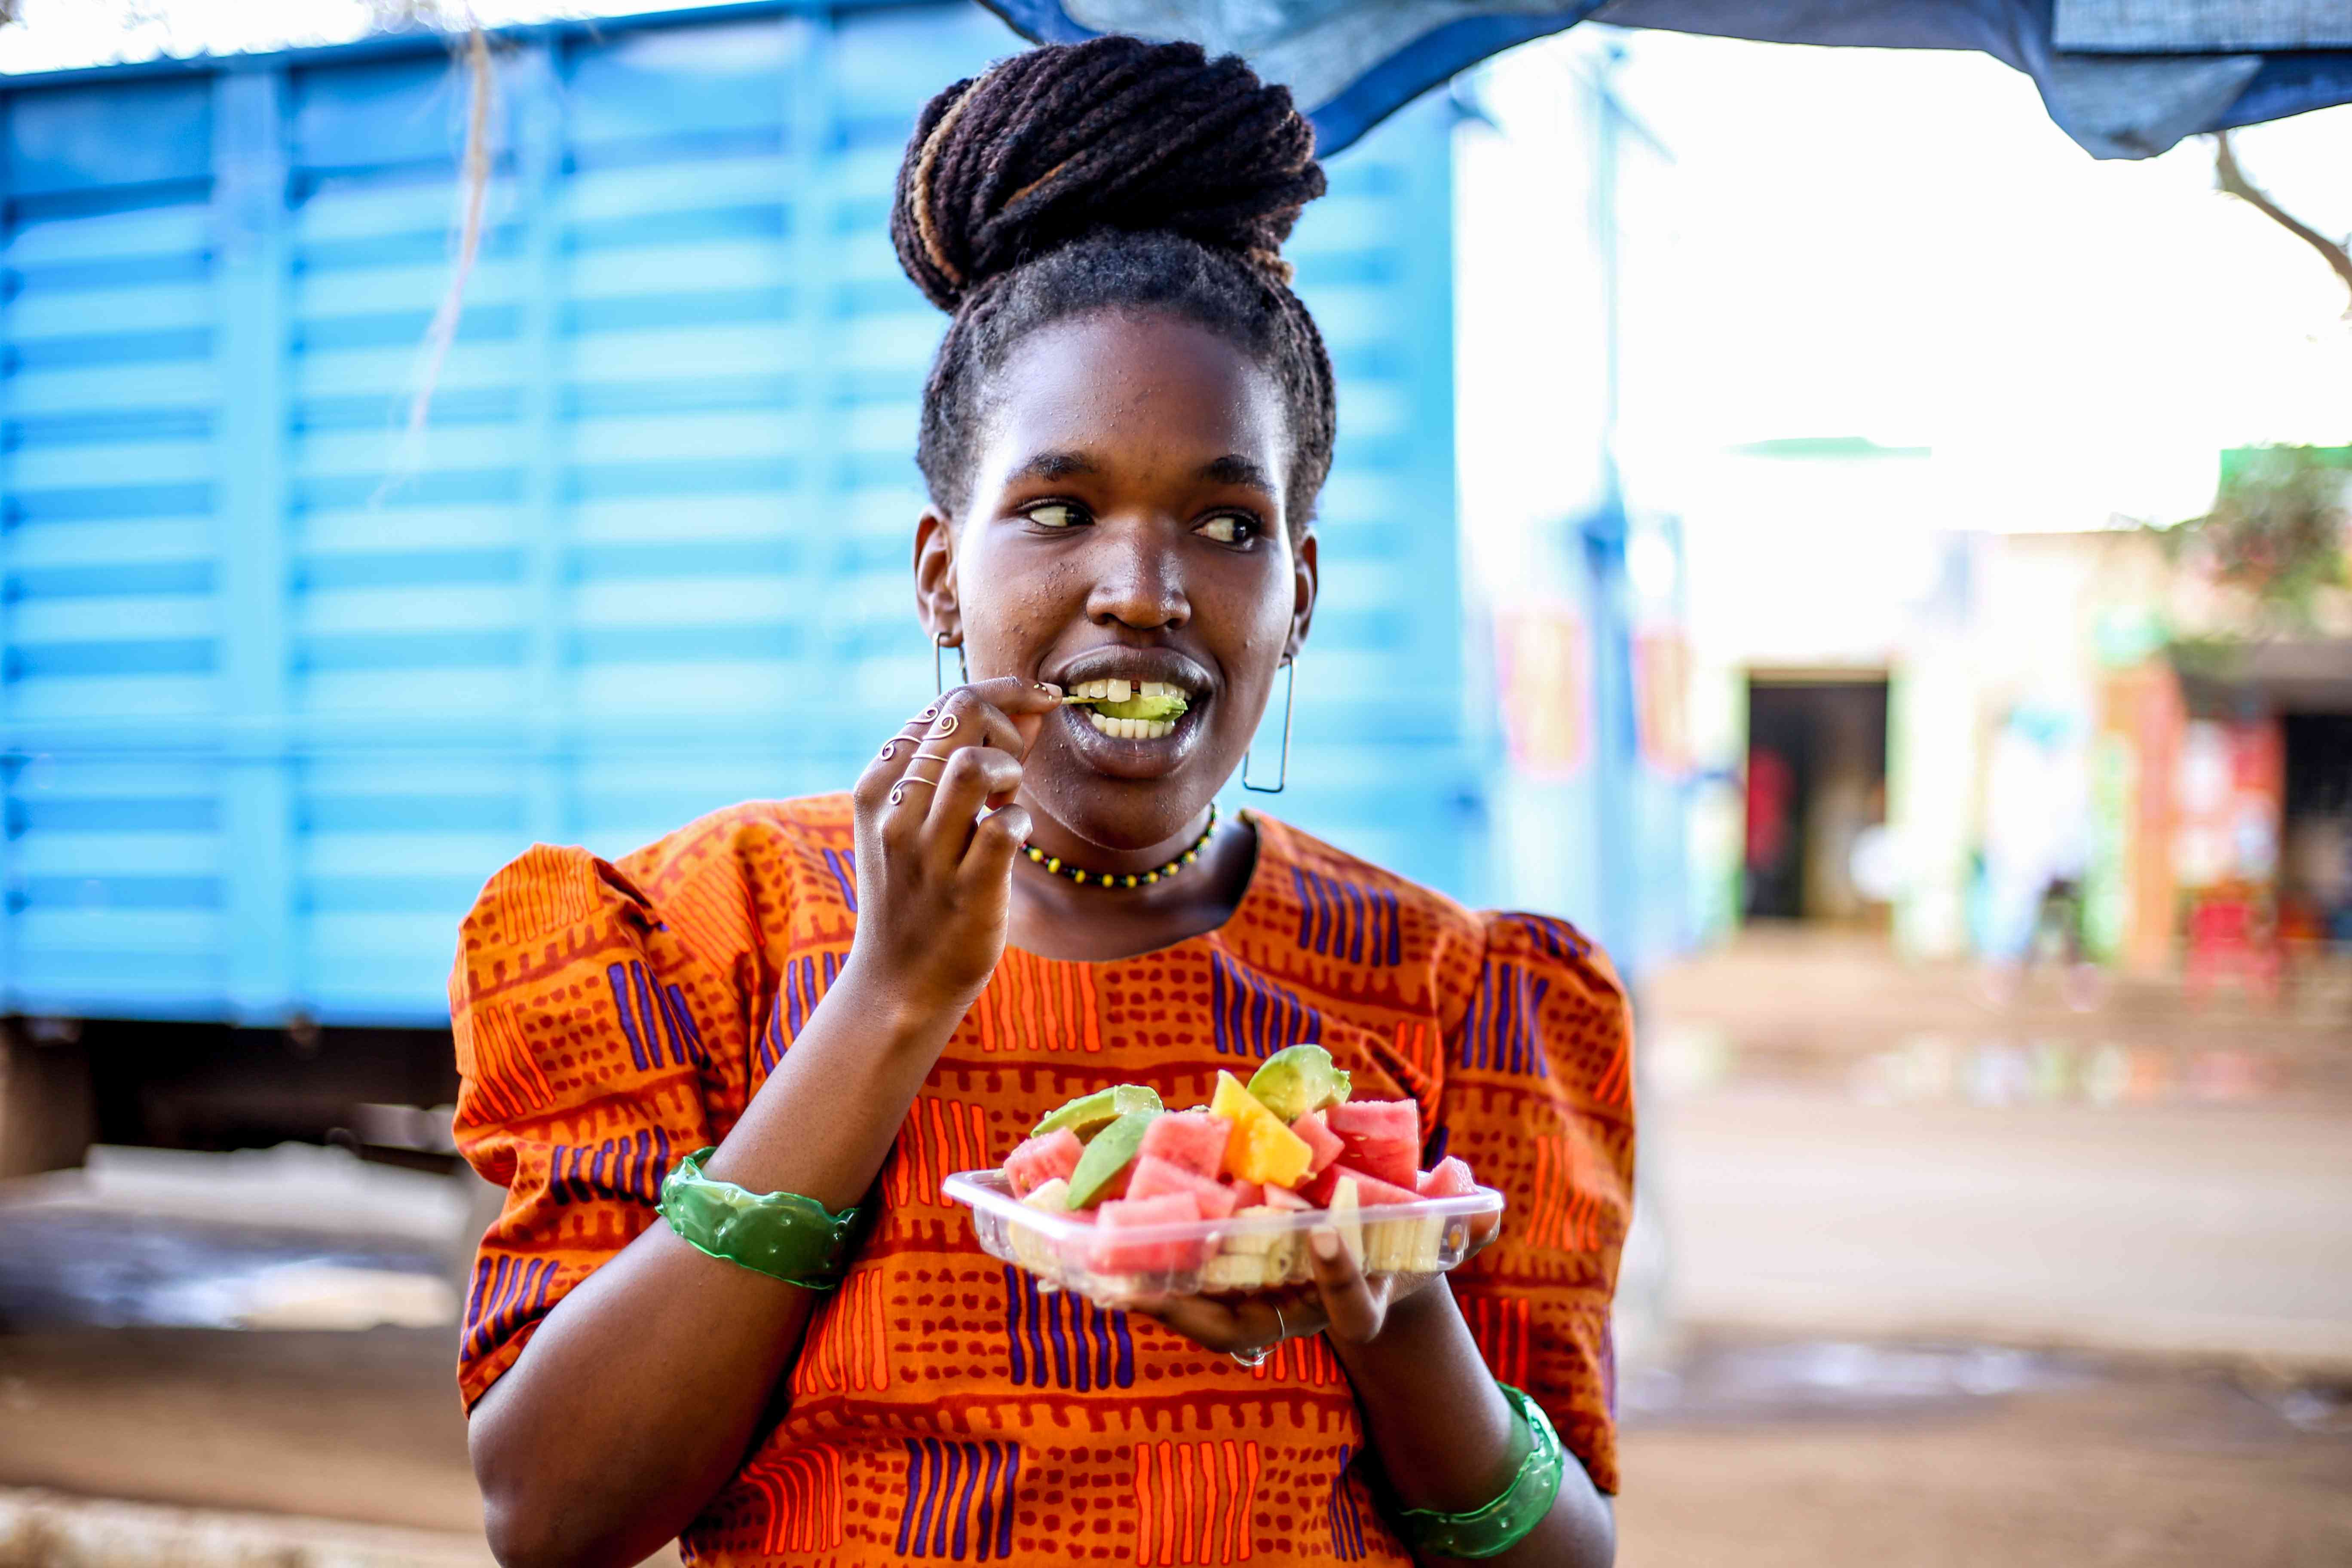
[447,836,754,1409]
[1433,911,1635,1495]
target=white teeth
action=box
[1083,711,1177,741]
[1069,677,1192,703]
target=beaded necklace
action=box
[1020,804,1219,889]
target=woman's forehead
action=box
[980,310,1288,488]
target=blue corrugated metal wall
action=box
[0,1,1469,1027]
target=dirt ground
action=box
[3,1326,2347,1566]
[1617,1354,2352,1568]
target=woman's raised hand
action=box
[845,677,1062,1019]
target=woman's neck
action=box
[1004,808,1260,962]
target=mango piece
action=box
[1246,1044,1351,1123]
[1209,1069,1314,1188]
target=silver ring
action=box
[1228,1302,1287,1367]
[887,778,939,805]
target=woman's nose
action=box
[1083,522,1190,631]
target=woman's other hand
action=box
[846,677,1061,1017]
[1136,1206,1502,1356]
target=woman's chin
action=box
[1052,701,1213,783]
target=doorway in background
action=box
[1743,676,1890,922]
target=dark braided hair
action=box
[891,38,1338,533]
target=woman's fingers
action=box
[919,746,1023,862]
[851,701,946,818]
[860,679,1052,797]
[1307,1225,1386,1347]
[875,685,1029,851]
[1136,1288,1325,1356]
[962,802,1032,883]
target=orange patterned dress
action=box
[450,796,1634,1566]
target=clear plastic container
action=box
[944,1169,1506,1307]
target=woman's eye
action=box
[1025,502,1083,529]
[1197,514,1257,545]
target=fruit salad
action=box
[944,1046,1501,1303]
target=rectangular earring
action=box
[1242,656,1294,793]
[935,632,968,695]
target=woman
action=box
[452,38,1631,1568]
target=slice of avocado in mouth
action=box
[1084,692,1188,722]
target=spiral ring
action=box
[888,777,942,806]
[1228,1302,1288,1367]
[879,741,897,761]
[934,713,959,735]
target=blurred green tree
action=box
[2157,446,2351,638]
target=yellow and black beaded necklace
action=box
[1021,804,1219,889]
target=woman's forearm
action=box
[1332,1282,1615,1568]
[468,963,959,1568]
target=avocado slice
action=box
[1066,1107,1157,1209]
[1245,1044,1352,1123]
[1087,692,1187,722]
[1032,1083,1162,1141]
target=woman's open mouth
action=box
[1061,679,1191,741]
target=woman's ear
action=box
[1283,527,1319,662]
[913,506,961,647]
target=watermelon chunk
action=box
[1303,1161,1423,1209]
[1415,1155,1478,1199]
[1322,1100,1421,1189]
[1091,1191,1205,1272]
[1004,1128,1084,1197]
[1260,1184,1313,1213]
[1137,1111,1231,1180]
[1126,1153,1240,1219]
[1288,1111,1345,1179]
[1224,1178,1265,1211]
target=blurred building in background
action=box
[1671,436,2351,983]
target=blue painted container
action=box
[0,2,1472,1027]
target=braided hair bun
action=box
[893,39,1338,530]
[892,38,1325,309]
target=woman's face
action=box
[914,309,1316,854]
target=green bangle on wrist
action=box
[1388,1383,1566,1560]
[657,1147,866,1290]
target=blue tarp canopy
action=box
[977,0,2352,156]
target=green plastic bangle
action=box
[657,1147,865,1290]
[1388,1383,1566,1560]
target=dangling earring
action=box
[935,630,968,696]
[1242,656,1295,794]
